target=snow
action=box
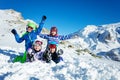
[0,46,120,80]
[82,25,97,37]
[0,9,120,80]
[72,22,120,61]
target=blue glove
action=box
[11,29,17,35]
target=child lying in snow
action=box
[43,44,63,63]
[27,40,63,63]
[27,40,43,62]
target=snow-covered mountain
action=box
[0,9,120,80]
[71,23,120,61]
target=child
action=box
[39,27,72,47]
[43,44,63,63]
[27,40,43,62]
[11,16,47,51]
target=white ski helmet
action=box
[33,40,43,46]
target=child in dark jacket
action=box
[11,16,46,51]
[43,44,63,63]
[27,40,43,62]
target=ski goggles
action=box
[33,40,43,46]
[49,44,56,49]
[33,43,41,46]
[27,26,33,29]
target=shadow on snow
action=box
[0,48,23,62]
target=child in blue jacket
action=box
[11,16,46,51]
[39,26,72,48]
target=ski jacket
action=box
[39,34,72,46]
[43,49,63,63]
[27,48,43,61]
[13,22,44,51]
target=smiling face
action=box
[50,27,57,36]
[49,44,56,53]
[50,48,56,53]
[50,30,57,36]
[27,26,33,32]
[33,44,42,51]
[33,40,43,51]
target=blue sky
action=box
[0,0,120,34]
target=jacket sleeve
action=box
[35,20,45,35]
[39,34,48,39]
[14,33,25,43]
[58,34,72,40]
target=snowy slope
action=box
[0,46,120,80]
[0,9,27,50]
[0,9,120,80]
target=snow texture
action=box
[0,9,120,80]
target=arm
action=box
[43,50,51,62]
[14,34,25,43]
[11,29,25,43]
[58,34,72,40]
[27,48,34,61]
[35,16,47,34]
[39,34,48,39]
[35,21,44,34]
[27,48,33,54]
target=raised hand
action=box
[11,29,17,35]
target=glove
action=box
[42,15,47,21]
[57,49,63,55]
[43,50,51,62]
[11,29,17,35]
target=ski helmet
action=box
[27,22,37,30]
[49,41,58,46]
[49,44,56,49]
[33,40,43,46]
[50,26,58,36]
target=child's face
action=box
[51,31,57,36]
[33,45,41,51]
[27,27,33,32]
[50,48,56,53]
